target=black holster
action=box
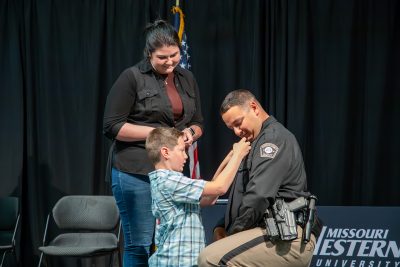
[264,195,318,243]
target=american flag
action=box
[179,35,191,69]
[172,6,201,179]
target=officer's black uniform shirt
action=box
[225,116,310,235]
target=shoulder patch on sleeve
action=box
[260,143,279,158]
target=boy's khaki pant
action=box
[198,226,316,267]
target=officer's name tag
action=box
[260,143,279,158]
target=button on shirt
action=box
[148,169,207,267]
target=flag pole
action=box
[171,0,201,179]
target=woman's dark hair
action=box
[143,20,181,58]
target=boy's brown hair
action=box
[145,127,184,165]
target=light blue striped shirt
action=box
[149,169,207,267]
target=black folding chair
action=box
[0,197,20,267]
[37,195,121,267]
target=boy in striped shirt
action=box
[145,127,250,267]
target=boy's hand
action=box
[232,138,251,158]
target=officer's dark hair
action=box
[145,127,184,165]
[143,20,181,58]
[220,89,257,115]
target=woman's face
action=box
[149,45,181,74]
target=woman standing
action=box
[103,20,203,266]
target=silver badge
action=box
[260,143,278,158]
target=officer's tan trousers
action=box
[198,226,315,267]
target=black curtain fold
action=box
[1,0,399,266]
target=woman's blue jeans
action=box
[112,168,155,267]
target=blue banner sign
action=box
[311,206,400,267]
[201,203,400,267]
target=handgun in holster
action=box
[263,209,280,241]
[263,195,317,243]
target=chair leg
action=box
[0,249,18,267]
[0,250,7,267]
[117,250,122,267]
[37,252,43,267]
[108,252,114,267]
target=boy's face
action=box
[167,136,188,172]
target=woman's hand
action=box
[182,127,194,146]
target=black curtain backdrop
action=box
[1,0,399,266]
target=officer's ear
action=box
[249,100,260,115]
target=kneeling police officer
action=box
[198,90,322,267]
